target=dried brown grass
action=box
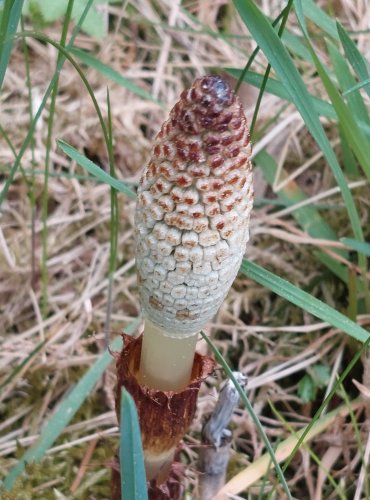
[1,0,370,498]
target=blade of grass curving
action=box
[0,163,132,184]
[232,0,364,245]
[249,0,294,135]
[41,0,75,317]
[104,89,119,347]
[301,0,338,40]
[255,150,348,283]
[343,78,370,98]
[240,260,370,344]
[217,398,361,495]
[120,389,148,500]
[294,13,370,184]
[1,30,137,206]
[70,47,162,106]
[200,331,292,500]
[337,22,370,100]
[227,67,336,120]
[328,40,370,131]
[234,6,289,94]
[341,238,370,258]
[268,402,345,500]
[0,0,24,90]
[2,318,140,491]
[57,139,136,199]
[282,336,370,472]
[295,1,370,307]
[0,0,94,206]
[0,339,47,394]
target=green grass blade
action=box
[0,339,47,393]
[232,0,363,244]
[104,89,119,346]
[301,0,338,39]
[281,28,312,62]
[240,260,369,344]
[343,78,370,98]
[337,22,370,99]
[249,0,294,136]
[41,0,75,317]
[341,238,370,257]
[2,319,140,491]
[339,126,360,177]
[120,389,148,500]
[255,150,348,283]
[227,67,336,119]
[328,40,370,131]
[295,4,370,185]
[71,47,162,106]
[294,3,369,303]
[0,0,95,206]
[283,338,370,473]
[57,139,136,199]
[201,332,292,500]
[0,0,24,90]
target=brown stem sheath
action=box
[114,334,215,492]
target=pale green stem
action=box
[139,318,198,392]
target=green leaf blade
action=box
[232,0,363,244]
[337,21,370,99]
[3,319,140,490]
[341,237,370,257]
[57,139,136,198]
[0,0,24,90]
[71,47,162,105]
[120,389,148,500]
[241,260,369,344]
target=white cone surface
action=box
[135,75,253,337]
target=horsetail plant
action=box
[136,75,253,389]
[115,75,254,489]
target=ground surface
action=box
[1,1,370,498]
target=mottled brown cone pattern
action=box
[135,75,253,335]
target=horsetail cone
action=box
[116,75,254,484]
[135,75,253,337]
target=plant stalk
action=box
[139,319,198,392]
[115,334,215,485]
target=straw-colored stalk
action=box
[139,319,199,391]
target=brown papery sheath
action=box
[112,334,215,497]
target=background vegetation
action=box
[0,0,370,498]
